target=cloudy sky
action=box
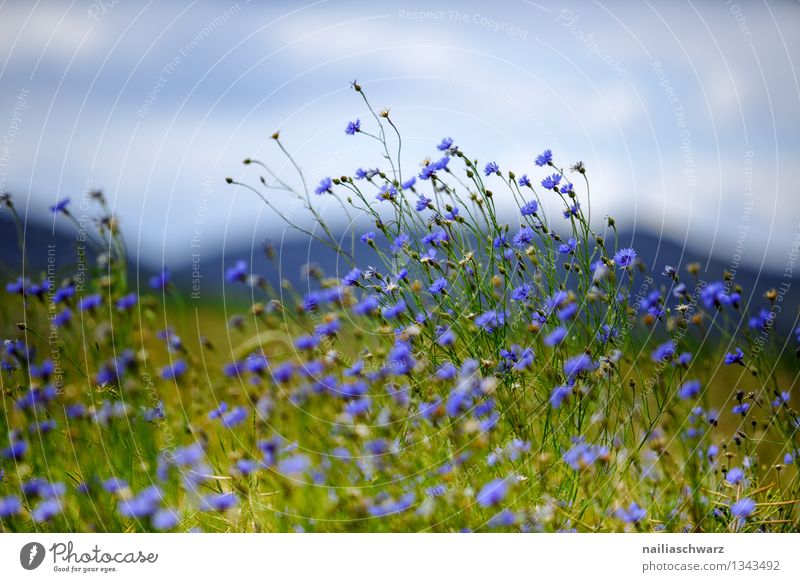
[1,0,798,273]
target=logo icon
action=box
[20,542,46,570]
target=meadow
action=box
[1,83,798,533]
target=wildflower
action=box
[391,234,409,254]
[401,176,416,190]
[149,269,170,290]
[729,498,755,520]
[559,181,574,194]
[535,149,552,166]
[614,248,637,269]
[700,281,731,309]
[476,478,509,507]
[31,498,62,522]
[651,340,676,363]
[342,267,362,286]
[294,335,319,351]
[544,327,567,346]
[520,200,538,216]
[563,438,609,471]
[616,502,646,524]
[437,137,453,151]
[0,495,21,518]
[429,278,447,295]
[550,385,571,408]
[160,360,188,380]
[382,299,406,320]
[484,161,500,176]
[558,238,577,254]
[345,119,361,135]
[724,347,744,365]
[726,467,745,485]
[152,509,179,530]
[199,492,238,511]
[511,283,533,302]
[115,292,138,311]
[512,225,535,248]
[49,198,71,214]
[541,173,561,190]
[563,203,580,218]
[678,380,701,400]
[78,293,103,311]
[416,195,432,211]
[475,309,507,333]
[360,231,375,244]
[732,402,750,416]
[353,294,380,316]
[564,354,593,379]
[225,260,248,283]
[436,326,456,346]
[53,285,75,303]
[314,177,333,195]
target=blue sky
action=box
[1,0,798,272]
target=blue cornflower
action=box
[199,492,238,512]
[115,292,138,311]
[78,293,102,311]
[732,402,750,416]
[614,248,637,269]
[436,327,456,347]
[700,281,731,309]
[616,502,646,524]
[391,233,410,253]
[558,237,578,254]
[564,354,593,379]
[726,467,745,485]
[511,283,533,302]
[436,362,457,380]
[475,310,507,333]
[476,478,509,507]
[437,137,453,151]
[345,119,361,135]
[651,340,676,363]
[422,229,449,247]
[401,176,416,190]
[518,174,531,187]
[225,260,248,283]
[0,495,21,518]
[160,360,187,380]
[53,285,75,303]
[550,385,571,408]
[730,497,755,520]
[748,308,774,330]
[678,380,701,400]
[353,294,380,316]
[541,173,561,190]
[31,498,62,522]
[557,204,575,220]
[294,335,319,351]
[445,206,459,220]
[724,347,744,365]
[376,183,398,201]
[520,200,538,216]
[484,161,500,176]
[535,149,553,166]
[360,231,375,244]
[429,278,448,295]
[342,267,362,286]
[49,198,71,214]
[559,181,574,194]
[314,177,333,195]
[149,268,170,290]
[544,326,567,346]
[152,509,179,530]
[416,195,432,211]
[512,225,535,248]
[382,299,406,320]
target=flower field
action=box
[1,84,798,533]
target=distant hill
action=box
[2,212,797,330]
